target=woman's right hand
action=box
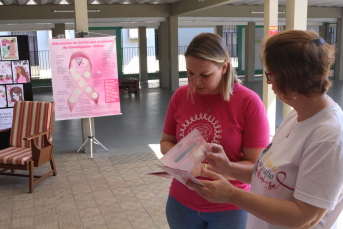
[206,143,232,175]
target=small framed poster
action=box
[0,61,13,84]
[0,108,13,130]
[269,26,278,37]
[0,85,7,108]
[0,37,19,60]
[6,84,24,108]
[12,60,30,83]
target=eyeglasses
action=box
[265,69,272,82]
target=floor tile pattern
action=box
[0,152,171,229]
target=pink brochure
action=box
[155,164,203,189]
[147,128,211,188]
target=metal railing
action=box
[122,47,159,74]
[30,46,239,79]
[30,50,51,79]
[122,45,238,74]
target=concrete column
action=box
[74,1,88,38]
[54,23,66,38]
[168,16,179,91]
[51,28,56,38]
[319,24,326,40]
[245,22,255,82]
[284,0,308,119]
[323,22,330,41]
[215,25,223,38]
[263,0,278,137]
[286,0,308,31]
[158,22,169,88]
[74,0,95,155]
[335,18,343,80]
[319,23,331,44]
[139,26,148,82]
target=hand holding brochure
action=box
[147,129,211,188]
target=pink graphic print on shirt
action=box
[253,143,295,191]
[179,113,222,144]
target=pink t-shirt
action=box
[163,83,270,212]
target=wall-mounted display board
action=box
[0,35,33,150]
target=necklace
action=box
[286,95,329,138]
[204,95,221,115]
[286,120,299,138]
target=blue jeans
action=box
[166,195,247,229]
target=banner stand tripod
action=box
[77,117,108,159]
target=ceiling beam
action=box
[183,5,343,18]
[170,0,240,16]
[0,3,341,22]
[307,6,343,18]
[0,4,170,20]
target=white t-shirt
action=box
[247,104,343,229]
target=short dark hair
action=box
[261,30,335,96]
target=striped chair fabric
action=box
[0,147,32,165]
[9,101,52,149]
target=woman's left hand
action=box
[186,167,238,204]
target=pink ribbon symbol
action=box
[67,51,99,112]
[276,172,295,191]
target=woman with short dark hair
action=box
[187,30,343,229]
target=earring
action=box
[293,92,297,100]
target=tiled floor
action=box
[2,76,343,229]
[0,152,171,229]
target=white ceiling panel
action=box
[0,0,342,7]
[0,0,183,4]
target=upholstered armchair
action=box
[0,101,57,193]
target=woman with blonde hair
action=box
[160,32,270,228]
[187,30,343,229]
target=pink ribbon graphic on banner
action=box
[67,51,99,112]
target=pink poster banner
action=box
[48,37,121,121]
